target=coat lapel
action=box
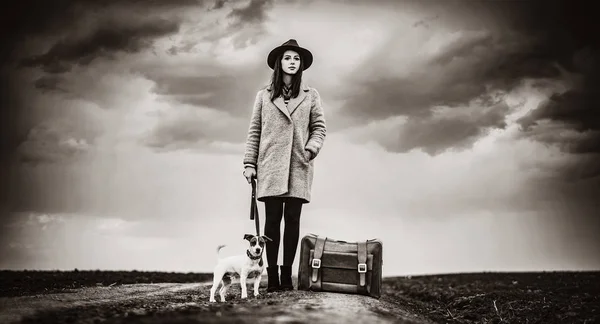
[272,96,291,120]
[287,83,310,116]
[265,82,310,120]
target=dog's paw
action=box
[209,299,216,303]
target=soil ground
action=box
[1,270,598,323]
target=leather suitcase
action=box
[297,233,383,298]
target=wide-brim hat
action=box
[267,39,313,71]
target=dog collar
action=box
[246,250,262,260]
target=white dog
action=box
[209,234,272,303]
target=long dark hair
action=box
[269,52,304,102]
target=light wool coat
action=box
[243,82,326,203]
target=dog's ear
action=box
[243,234,254,241]
[261,235,273,242]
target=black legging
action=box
[263,197,303,267]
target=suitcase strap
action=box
[357,241,368,294]
[357,241,367,286]
[311,236,327,290]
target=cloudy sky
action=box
[1,0,598,276]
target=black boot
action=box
[280,265,293,291]
[267,266,280,292]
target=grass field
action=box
[381,271,600,323]
[1,270,598,323]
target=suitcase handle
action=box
[306,233,380,243]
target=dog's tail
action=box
[216,244,226,257]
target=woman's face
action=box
[280,50,300,75]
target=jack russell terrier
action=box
[209,234,272,303]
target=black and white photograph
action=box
[1,0,599,323]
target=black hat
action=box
[267,39,313,70]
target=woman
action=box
[242,39,326,292]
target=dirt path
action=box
[0,281,430,324]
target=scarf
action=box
[282,84,292,105]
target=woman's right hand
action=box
[243,166,256,183]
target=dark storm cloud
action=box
[211,0,230,10]
[339,28,564,144]
[19,19,181,74]
[13,0,199,74]
[141,110,247,151]
[510,1,600,181]
[0,0,204,161]
[336,32,540,154]
[143,68,267,150]
[198,0,274,49]
[517,47,600,156]
[227,0,273,27]
[505,1,600,184]
[149,70,267,115]
[0,0,203,65]
[338,0,598,157]
[387,101,510,155]
[343,31,560,122]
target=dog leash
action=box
[250,178,260,236]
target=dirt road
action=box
[0,280,430,324]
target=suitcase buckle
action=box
[358,263,367,273]
[312,258,321,269]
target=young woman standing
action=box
[243,39,327,292]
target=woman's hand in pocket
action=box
[305,149,314,161]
